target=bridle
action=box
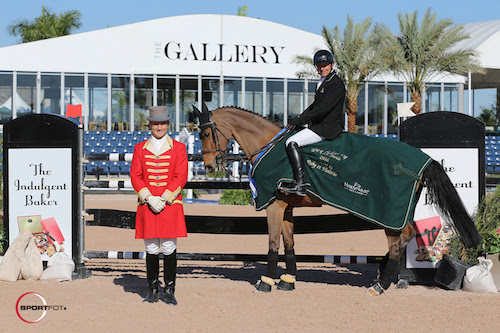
[199,115,293,166]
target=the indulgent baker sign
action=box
[8,148,72,260]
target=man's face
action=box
[316,62,333,78]
[150,121,169,139]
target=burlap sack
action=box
[40,251,75,281]
[0,229,32,282]
[20,236,44,280]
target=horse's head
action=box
[193,104,231,174]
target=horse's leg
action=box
[367,223,416,296]
[255,200,287,292]
[276,206,296,291]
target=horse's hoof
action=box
[254,276,274,293]
[366,282,385,296]
[276,274,296,291]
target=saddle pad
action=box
[250,132,432,230]
[17,215,43,233]
[41,217,65,244]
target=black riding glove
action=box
[288,117,303,127]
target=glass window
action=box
[180,78,198,131]
[245,79,263,115]
[0,72,13,123]
[368,83,385,134]
[111,75,130,131]
[444,84,458,112]
[17,73,36,117]
[287,80,305,122]
[267,79,284,124]
[64,75,84,122]
[425,84,442,112]
[88,75,107,131]
[387,83,404,134]
[223,78,242,108]
[134,76,153,131]
[202,78,219,111]
[41,73,61,114]
[157,76,175,130]
[356,84,367,134]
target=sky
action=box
[1,0,499,112]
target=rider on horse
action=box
[279,50,346,196]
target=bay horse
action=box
[193,104,481,295]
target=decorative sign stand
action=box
[399,111,485,284]
[2,114,90,279]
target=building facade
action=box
[0,14,468,134]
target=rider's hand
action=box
[288,117,302,127]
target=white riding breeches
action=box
[144,238,177,255]
[286,128,324,147]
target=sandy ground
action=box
[1,192,499,332]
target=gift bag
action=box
[462,257,497,293]
[0,229,32,282]
[40,251,75,281]
[20,236,44,280]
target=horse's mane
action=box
[216,106,281,127]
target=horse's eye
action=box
[203,132,210,138]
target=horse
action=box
[192,104,481,295]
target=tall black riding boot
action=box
[144,253,160,303]
[278,142,309,196]
[162,250,178,305]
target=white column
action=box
[283,78,288,125]
[458,83,464,113]
[304,78,309,110]
[84,73,89,131]
[383,81,388,135]
[12,71,17,119]
[153,74,158,107]
[175,75,180,132]
[364,82,369,135]
[468,70,472,116]
[219,75,224,107]
[60,72,65,115]
[241,77,246,108]
[422,87,427,114]
[441,82,445,111]
[107,74,112,131]
[36,72,41,113]
[197,75,202,111]
[262,78,267,117]
[129,74,135,131]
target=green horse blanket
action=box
[249,132,433,230]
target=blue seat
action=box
[109,162,120,175]
[119,161,131,174]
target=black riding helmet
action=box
[313,50,334,65]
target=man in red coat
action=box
[130,106,188,305]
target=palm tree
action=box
[237,5,249,16]
[295,16,387,132]
[8,6,82,43]
[373,8,483,114]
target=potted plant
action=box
[445,186,500,290]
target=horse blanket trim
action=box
[249,132,433,231]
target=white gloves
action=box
[147,196,166,213]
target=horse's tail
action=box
[422,160,481,248]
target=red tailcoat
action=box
[131,135,188,239]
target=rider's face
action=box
[316,62,333,78]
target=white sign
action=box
[8,148,73,260]
[407,148,479,268]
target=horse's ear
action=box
[202,102,209,114]
[192,105,202,118]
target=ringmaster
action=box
[130,106,188,305]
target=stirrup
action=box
[278,181,308,196]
